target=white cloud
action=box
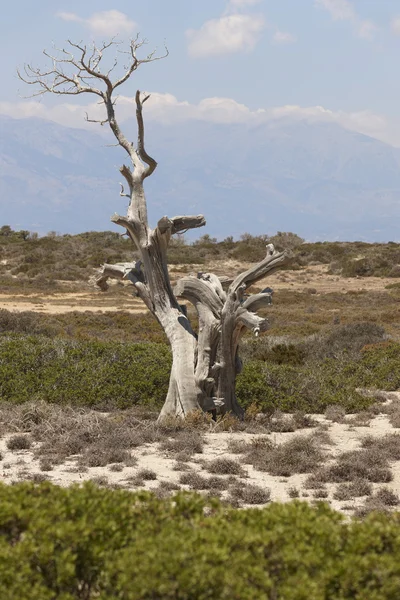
[391,16,400,36]
[272,30,297,45]
[228,0,262,8]
[314,0,355,21]
[4,93,400,147]
[314,0,377,40]
[57,10,137,37]
[186,14,265,57]
[357,20,377,40]
[57,12,81,23]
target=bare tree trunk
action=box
[21,38,289,420]
[174,247,288,419]
[216,299,245,418]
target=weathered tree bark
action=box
[174,247,288,418]
[19,38,289,419]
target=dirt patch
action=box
[1,401,400,514]
[3,265,400,315]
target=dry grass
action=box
[6,434,32,450]
[265,410,317,433]
[360,433,400,461]
[0,402,210,472]
[226,439,249,454]
[179,471,208,490]
[179,471,232,491]
[108,463,124,472]
[205,457,247,477]
[333,479,373,501]
[389,410,400,429]
[136,468,157,481]
[211,413,244,433]
[355,487,400,517]
[292,411,318,429]
[172,461,191,472]
[160,430,204,457]
[207,476,231,491]
[30,473,49,483]
[312,488,329,499]
[229,483,271,505]
[90,475,109,487]
[379,402,400,429]
[325,406,346,423]
[78,447,134,469]
[246,435,325,477]
[346,412,373,427]
[158,481,181,492]
[314,446,393,484]
[39,459,54,472]
[268,411,296,433]
[374,487,400,506]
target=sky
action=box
[2,0,400,146]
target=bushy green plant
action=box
[2,483,400,599]
[236,358,371,414]
[357,342,400,390]
[0,335,171,408]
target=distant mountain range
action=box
[1,114,400,241]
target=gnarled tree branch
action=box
[157,215,206,236]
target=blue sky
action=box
[2,0,400,145]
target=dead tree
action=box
[19,38,288,419]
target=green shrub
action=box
[0,335,171,408]
[2,483,400,599]
[237,331,399,414]
[236,358,371,414]
[357,342,400,390]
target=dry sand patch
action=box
[1,402,400,516]
[2,265,400,315]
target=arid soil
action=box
[1,396,400,516]
[1,264,399,315]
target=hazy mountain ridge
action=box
[1,114,400,241]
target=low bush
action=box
[0,335,171,408]
[1,331,398,417]
[236,359,371,414]
[6,434,32,450]
[3,483,400,599]
[246,435,325,477]
[237,336,400,414]
[229,483,271,505]
[205,457,246,476]
[314,445,394,484]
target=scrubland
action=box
[3,227,400,597]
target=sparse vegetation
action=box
[288,487,300,498]
[179,471,208,490]
[205,457,246,477]
[229,483,271,505]
[6,434,32,451]
[246,435,325,477]
[333,479,373,501]
[312,441,396,484]
[160,431,204,457]
[4,227,400,286]
[136,468,157,481]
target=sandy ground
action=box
[1,264,399,315]
[2,407,400,515]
